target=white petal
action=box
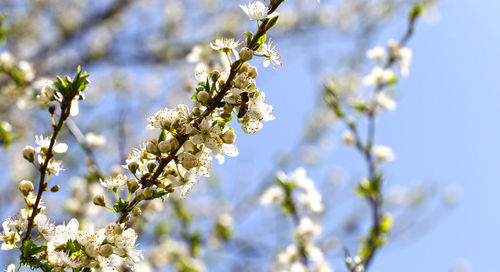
[53,143,68,153]
[70,99,79,116]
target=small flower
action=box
[0,52,14,66]
[372,145,395,162]
[362,67,395,86]
[85,132,106,147]
[366,46,386,63]
[36,80,58,104]
[398,47,412,77]
[257,39,282,68]
[210,38,241,55]
[296,217,322,237]
[35,134,68,154]
[341,130,356,145]
[240,1,279,21]
[100,175,128,191]
[259,185,284,205]
[147,108,179,130]
[37,155,65,176]
[238,92,275,134]
[374,92,396,111]
[388,39,413,77]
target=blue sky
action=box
[1,0,497,270]
[232,0,500,271]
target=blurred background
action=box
[0,0,497,271]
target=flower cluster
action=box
[260,168,331,272]
[1,193,142,271]
[149,239,206,271]
[363,39,413,87]
[260,168,323,213]
[0,51,35,83]
[109,1,281,205]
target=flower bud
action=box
[247,66,258,78]
[197,91,210,104]
[99,244,114,257]
[169,137,180,150]
[239,47,253,61]
[147,161,157,173]
[50,185,60,192]
[341,131,356,145]
[222,130,237,144]
[239,62,250,73]
[191,107,201,116]
[234,74,248,89]
[158,141,171,153]
[113,224,124,235]
[146,141,158,154]
[135,188,145,201]
[93,194,106,207]
[211,71,220,81]
[183,140,195,152]
[127,160,139,174]
[22,146,35,162]
[181,153,198,169]
[132,207,142,216]
[19,180,34,196]
[127,178,139,193]
[224,104,233,115]
[143,187,153,199]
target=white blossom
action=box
[374,92,396,111]
[37,155,65,175]
[86,132,106,147]
[372,145,395,162]
[296,217,322,237]
[367,46,386,62]
[35,134,68,154]
[240,1,279,21]
[100,174,128,191]
[210,38,241,55]
[362,67,395,86]
[257,39,282,68]
[260,185,284,205]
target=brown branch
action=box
[350,10,421,271]
[20,100,72,246]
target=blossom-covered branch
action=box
[324,4,424,272]
[107,0,288,226]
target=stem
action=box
[341,12,420,271]
[20,100,72,252]
[288,196,310,269]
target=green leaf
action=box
[256,34,267,50]
[113,198,127,212]
[158,129,166,142]
[244,31,253,45]
[152,189,170,199]
[266,16,279,29]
